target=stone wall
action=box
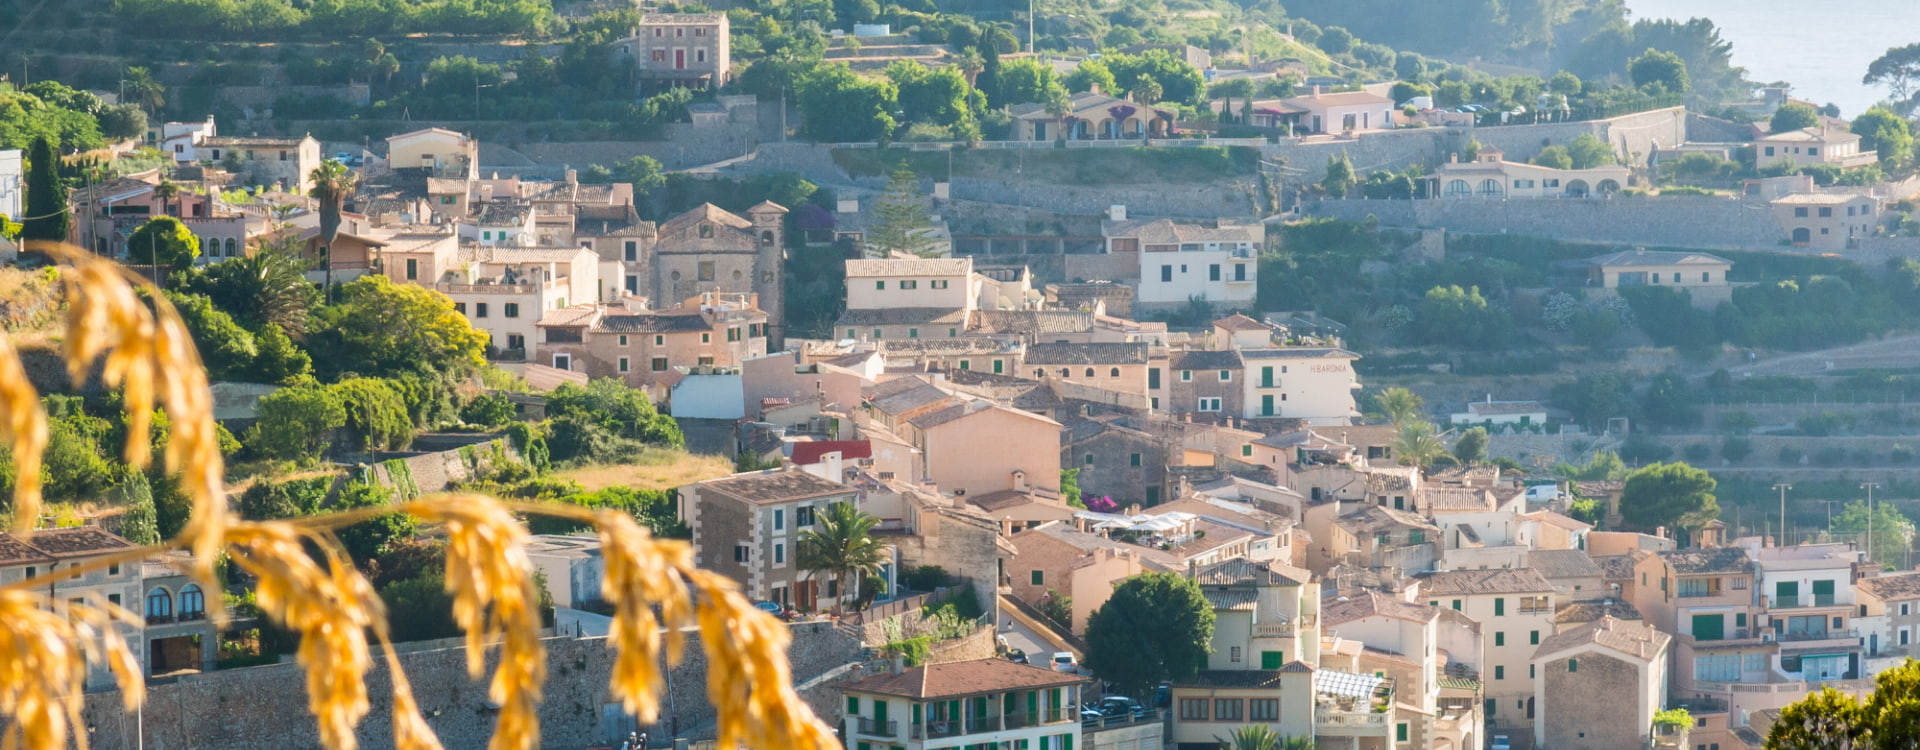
[81,622,862,750]
[949,177,1262,219]
[368,438,519,496]
[1265,107,1689,175]
[1312,195,1786,250]
[927,623,998,664]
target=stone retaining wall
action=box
[1312,195,1785,250]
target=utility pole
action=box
[1773,483,1792,547]
[1863,482,1881,563]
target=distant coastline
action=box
[1630,0,1920,116]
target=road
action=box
[1694,333,1920,378]
[997,598,1069,662]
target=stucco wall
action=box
[81,623,861,750]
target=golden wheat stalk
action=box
[0,248,843,750]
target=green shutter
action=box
[912,704,921,725]
[1261,650,1284,669]
[1040,737,1050,750]
[1736,613,1748,628]
[848,696,860,715]
[874,699,888,724]
[1028,690,1038,716]
[1494,597,1505,616]
[1569,658,1578,672]
[1495,632,1505,646]
[1062,735,1073,750]
[1397,723,1409,742]
[1693,613,1725,641]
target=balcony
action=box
[855,718,896,738]
[1253,622,1296,638]
[1771,594,1839,609]
[912,707,1073,739]
[1779,627,1859,644]
[1316,710,1392,735]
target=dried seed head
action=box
[408,496,546,750]
[594,511,696,723]
[0,590,147,750]
[0,334,46,533]
[226,523,379,750]
[687,570,840,750]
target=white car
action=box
[1050,652,1078,672]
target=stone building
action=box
[534,291,770,391]
[648,202,788,346]
[1531,616,1672,750]
[680,468,860,610]
[202,134,323,193]
[616,13,732,88]
[0,528,148,687]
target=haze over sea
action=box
[1630,0,1920,117]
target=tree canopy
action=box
[127,217,201,269]
[1628,48,1690,95]
[1865,43,1920,116]
[1764,658,1920,749]
[307,274,489,379]
[1771,102,1820,134]
[1082,572,1215,694]
[1619,461,1718,534]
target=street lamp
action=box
[1862,482,1881,563]
[1773,483,1791,547]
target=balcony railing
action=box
[1780,627,1859,643]
[1317,711,1391,729]
[1773,594,1838,609]
[855,718,896,738]
[1253,623,1296,637]
[912,708,1072,739]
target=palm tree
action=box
[307,159,356,300]
[153,178,180,218]
[1375,386,1425,427]
[796,501,887,613]
[123,66,166,115]
[199,236,317,336]
[1215,725,1314,750]
[1391,419,1448,469]
[953,47,985,88]
[1045,87,1072,142]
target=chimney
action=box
[565,168,578,185]
[889,655,904,675]
[1108,205,1127,221]
[1311,85,1321,98]
[1012,470,1027,493]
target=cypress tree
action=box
[22,136,69,248]
[977,43,1003,109]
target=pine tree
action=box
[864,168,943,258]
[22,136,69,249]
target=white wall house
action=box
[0,149,19,221]
[1104,213,1260,311]
[1238,347,1361,425]
[843,257,976,312]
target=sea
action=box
[1629,0,1920,117]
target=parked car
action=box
[1005,648,1028,664]
[1096,696,1147,718]
[1490,735,1512,750]
[1050,652,1078,672]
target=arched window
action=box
[1445,180,1471,197]
[225,238,237,257]
[1109,367,1120,377]
[1035,369,1045,378]
[761,230,775,245]
[1596,179,1621,194]
[146,588,172,619]
[1059,368,1070,377]
[179,584,205,619]
[1084,368,1095,377]
[1478,179,1504,197]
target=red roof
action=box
[790,440,872,466]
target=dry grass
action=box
[559,448,735,492]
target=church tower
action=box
[747,200,789,348]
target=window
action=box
[618,357,630,373]
[405,258,418,280]
[1495,632,1505,646]
[733,545,750,563]
[1084,454,1094,465]
[1695,653,1741,682]
[1495,666,1504,680]
[1160,265,1173,282]
[1218,370,1231,382]
[773,544,785,564]
[504,303,520,318]
[1031,570,1044,585]
[1249,699,1279,721]
[729,327,742,342]
[696,49,706,63]
[1213,699,1242,721]
[900,280,918,290]
[1084,368,1095,377]
[1519,595,1552,613]
[508,334,524,350]
[701,333,711,344]
[180,584,205,618]
[1180,370,1193,382]
[1397,723,1409,743]
[698,356,714,366]
[475,303,489,318]
[1198,397,1222,412]
[1230,646,1241,663]
[1530,630,1540,645]
[1130,453,1142,467]
[1703,272,1712,282]
[1260,651,1284,669]
[1209,264,1220,281]
[624,241,639,261]
[1494,598,1505,616]
[1452,600,1462,611]
[147,588,172,618]
[773,509,784,531]
[698,261,715,281]
[875,281,885,290]
[1109,367,1120,377]
[1795,206,1809,218]
[1179,698,1209,721]
[1568,658,1578,672]
[651,358,668,371]
[930,279,949,289]
[1678,578,1721,597]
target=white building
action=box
[0,149,18,221]
[1422,568,1557,724]
[1449,397,1548,427]
[1431,148,1631,199]
[0,528,146,688]
[1103,211,1260,311]
[839,659,1087,750]
[156,116,217,164]
[843,256,977,312]
[1238,347,1361,425]
[438,246,600,357]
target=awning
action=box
[1314,669,1385,699]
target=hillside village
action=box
[5,0,1920,749]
